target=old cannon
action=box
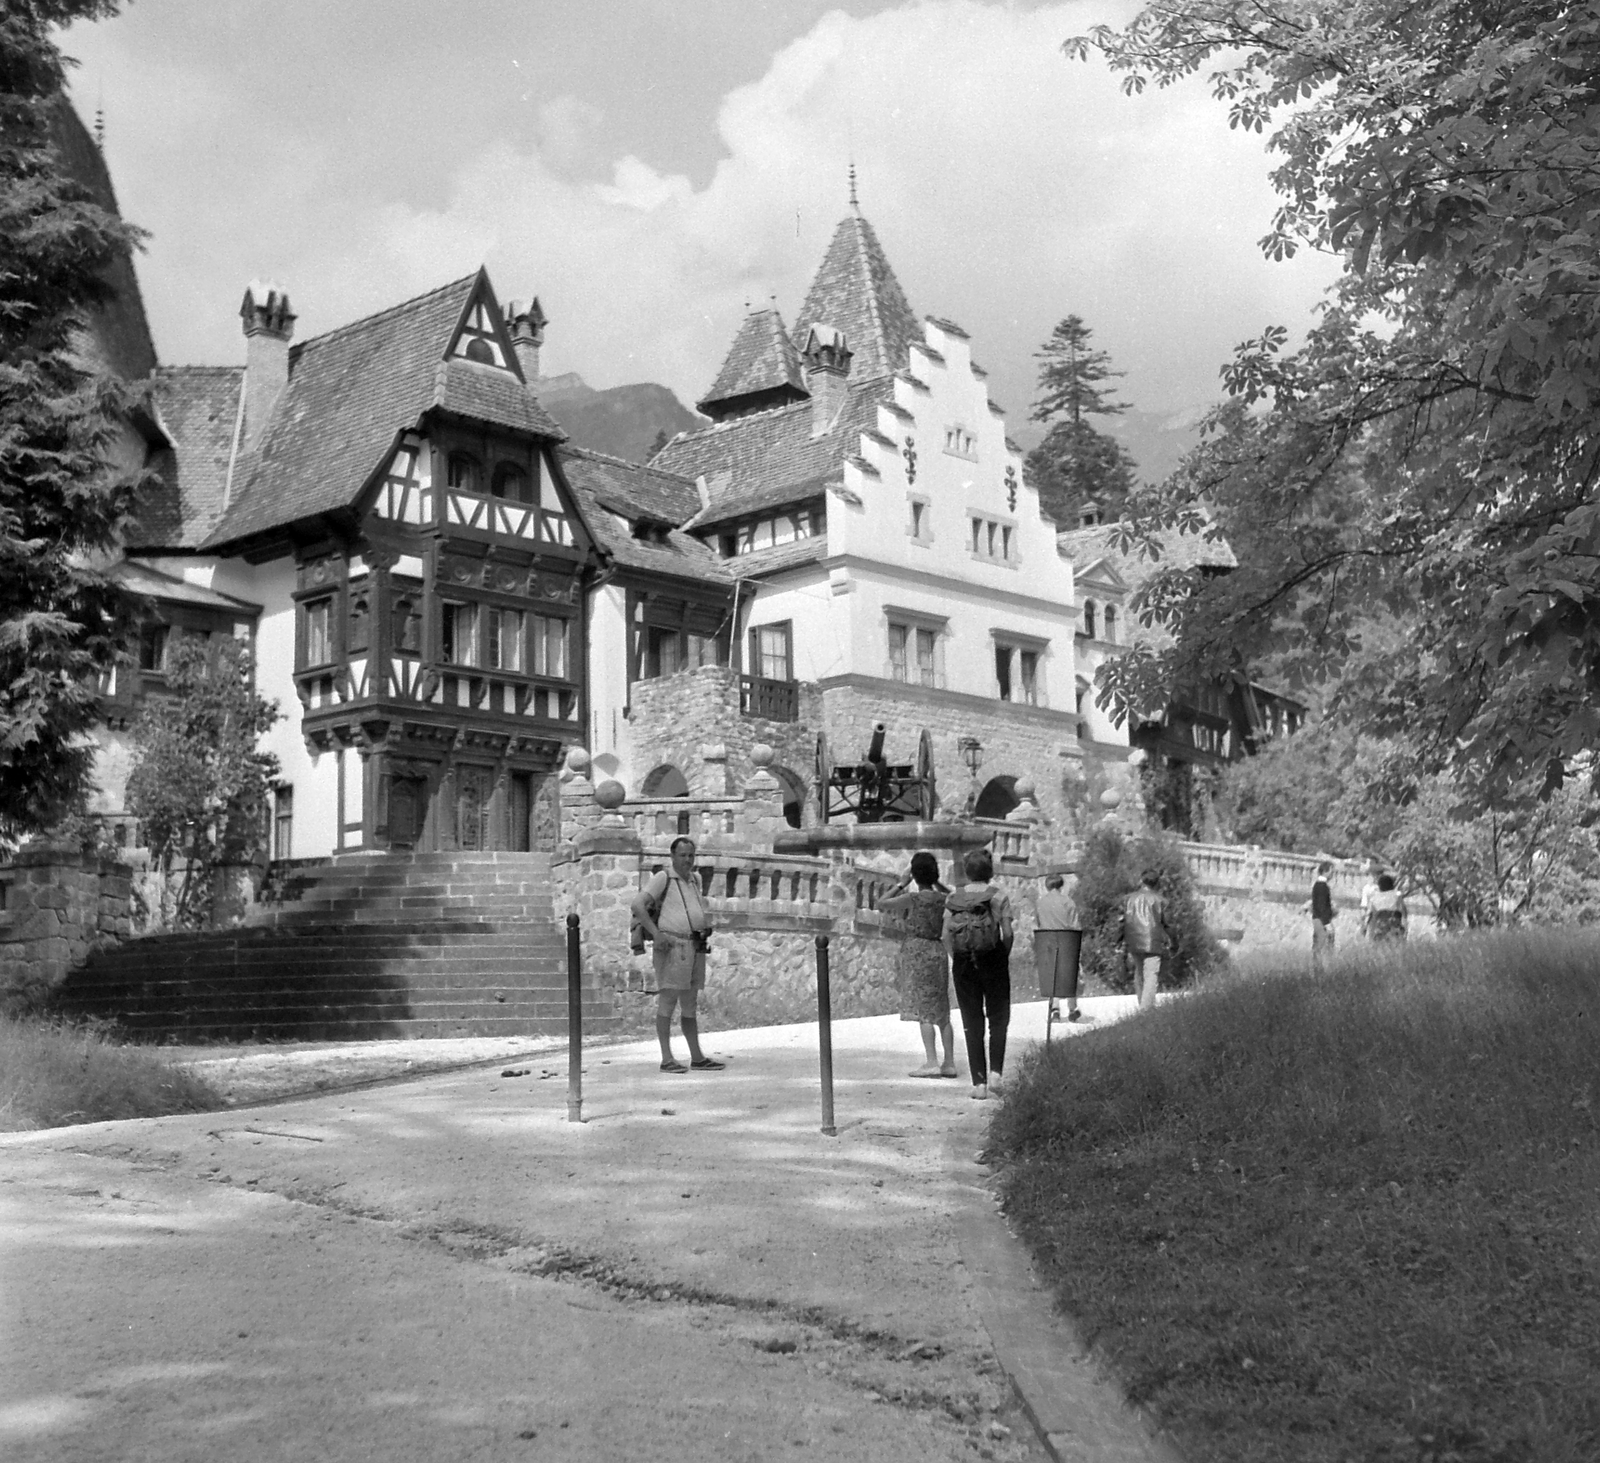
[815,722,936,824]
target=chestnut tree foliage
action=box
[0,1,146,837]
[1072,3,1600,804]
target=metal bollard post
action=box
[566,912,584,1124]
[815,933,836,1136]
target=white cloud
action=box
[78,1,1343,431]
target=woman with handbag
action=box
[631,836,725,1073]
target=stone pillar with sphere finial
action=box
[737,744,786,845]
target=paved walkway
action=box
[1,996,1179,1462]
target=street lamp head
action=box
[958,736,984,777]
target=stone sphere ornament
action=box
[750,743,775,768]
[1100,787,1123,811]
[565,746,592,775]
[594,779,626,810]
[1014,774,1037,803]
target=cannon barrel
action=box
[865,721,888,763]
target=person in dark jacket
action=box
[941,848,1013,1101]
[1121,870,1170,1011]
[1309,858,1336,971]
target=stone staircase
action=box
[52,852,614,1043]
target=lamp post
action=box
[958,736,984,822]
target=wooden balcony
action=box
[739,674,799,722]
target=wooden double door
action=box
[454,766,543,851]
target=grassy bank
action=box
[0,1017,225,1131]
[990,931,1600,1463]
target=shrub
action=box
[1074,823,1223,990]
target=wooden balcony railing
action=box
[739,674,799,722]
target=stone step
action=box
[96,997,614,1023]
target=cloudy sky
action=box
[63,0,1342,469]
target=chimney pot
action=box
[239,280,294,455]
[506,296,548,383]
[801,323,851,436]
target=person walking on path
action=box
[1308,859,1336,972]
[630,836,725,1073]
[1034,873,1083,1026]
[1121,870,1170,1012]
[1363,872,1409,942]
[880,852,958,1078]
[942,847,1014,1101]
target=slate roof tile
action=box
[653,381,890,527]
[723,535,829,579]
[203,273,565,550]
[130,366,244,550]
[113,558,261,613]
[791,211,920,383]
[698,308,807,414]
[557,447,728,586]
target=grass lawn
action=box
[0,1016,225,1131]
[989,930,1600,1463]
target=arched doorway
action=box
[641,763,690,798]
[974,774,1020,821]
[771,766,806,828]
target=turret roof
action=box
[697,307,807,416]
[791,210,920,383]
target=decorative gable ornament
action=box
[801,323,852,376]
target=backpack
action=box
[947,888,1002,955]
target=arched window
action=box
[1076,677,1090,740]
[1082,600,1097,640]
[973,775,1020,821]
[641,764,690,798]
[492,463,532,504]
[447,452,483,496]
[463,336,495,365]
[1103,604,1117,644]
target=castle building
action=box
[115,271,658,860]
[602,198,1131,831]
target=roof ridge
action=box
[561,442,695,484]
[290,273,479,358]
[153,363,243,376]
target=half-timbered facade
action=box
[127,271,605,858]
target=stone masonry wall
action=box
[0,843,133,1010]
[625,666,823,800]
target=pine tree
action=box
[1031,314,1128,428]
[1026,314,1138,525]
[0,2,147,838]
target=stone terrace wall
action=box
[0,843,133,1010]
[625,666,823,799]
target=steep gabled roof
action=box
[130,366,244,550]
[557,447,728,586]
[791,210,920,383]
[112,558,261,614]
[697,307,807,416]
[204,272,565,550]
[653,378,891,528]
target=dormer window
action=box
[492,463,533,504]
[448,452,483,496]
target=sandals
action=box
[690,1056,725,1071]
[910,1063,943,1078]
[660,1059,687,1073]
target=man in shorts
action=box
[630,836,725,1073]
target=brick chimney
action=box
[505,298,548,382]
[239,281,294,455]
[801,323,851,436]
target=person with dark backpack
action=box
[942,847,1014,1101]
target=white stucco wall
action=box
[155,553,341,860]
[587,582,630,783]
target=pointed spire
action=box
[697,306,809,422]
[791,209,919,383]
[848,161,858,210]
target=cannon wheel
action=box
[916,727,936,820]
[815,731,833,825]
